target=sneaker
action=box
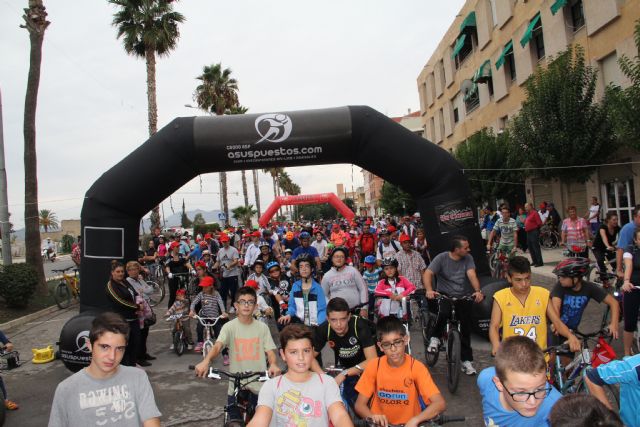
[427,337,440,353]
[223,354,230,366]
[169,344,174,350]
[194,342,203,353]
[5,400,18,410]
[187,344,193,350]
[461,360,477,375]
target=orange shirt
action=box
[331,230,347,246]
[355,355,441,424]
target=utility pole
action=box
[0,89,13,265]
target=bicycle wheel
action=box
[422,311,439,367]
[446,329,462,393]
[488,252,497,275]
[146,281,165,307]
[53,282,71,309]
[173,331,185,356]
[493,261,502,279]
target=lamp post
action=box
[0,89,12,264]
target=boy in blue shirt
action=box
[478,335,561,426]
[362,255,381,320]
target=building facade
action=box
[418,0,640,222]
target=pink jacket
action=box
[374,276,416,297]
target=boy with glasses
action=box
[478,335,561,426]
[354,317,445,427]
[194,287,281,417]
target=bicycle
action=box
[193,314,224,359]
[166,313,189,356]
[325,365,358,419]
[544,328,619,410]
[189,366,268,427]
[144,262,166,307]
[487,247,510,279]
[540,225,560,250]
[374,294,413,355]
[353,414,466,426]
[421,293,475,393]
[51,266,80,309]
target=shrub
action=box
[0,263,39,308]
[61,234,74,254]
[193,223,220,237]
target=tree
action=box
[252,170,261,217]
[606,19,640,150]
[226,105,250,207]
[193,63,240,223]
[263,167,284,217]
[109,0,185,230]
[38,209,59,232]
[297,204,337,221]
[343,198,355,211]
[180,199,192,228]
[379,182,415,216]
[455,128,524,206]
[231,205,257,229]
[21,0,50,293]
[192,212,206,227]
[510,45,617,182]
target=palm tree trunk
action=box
[145,47,161,229]
[252,169,261,216]
[22,0,49,294]
[241,170,249,207]
[272,175,278,219]
[220,172,229,226]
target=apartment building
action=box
[418,0,640,222]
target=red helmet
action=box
[199,241,208,248]
[387,225,397,233]
[552,258,590,278]
[169,241,180,249]
[194,260,206,269]
[399,233,411,243]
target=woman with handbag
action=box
[106,260,143,367]
[126,261,156,366]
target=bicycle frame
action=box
[193,315,222,357]
[205,368,268,424]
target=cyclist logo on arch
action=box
[255,113,293,144]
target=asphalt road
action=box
[41,255,76,280]
[0,272,621,427]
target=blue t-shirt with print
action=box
[362,267,382,293]
[478,367,561,427]
[292,245,319,261]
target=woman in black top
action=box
[106,260,142,366]
[592,212,620,274]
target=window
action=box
[454,34,475,68]
[453,107,459,124]
[464,86,480,113]
[489,0,498,28]
[505,48,516,83]
[488,76,494,97]
[532,20,545,59]
[570,0,584,30]
[498,115,508,131]
[438,60,446,93]
[601,52,621,86]
[438,109,445,141]
[604,180,635,225]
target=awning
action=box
[495,40,514,70]
[451,33,467,58]
[550,0,567,15]
[460,11,477,33]
[463,82,478,102]
[520,14,542,48]
[472,60,492,83]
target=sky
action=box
[0,0,465,229]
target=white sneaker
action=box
[427,337,440,353]
[169,344,174,350]
[461,360,477,375]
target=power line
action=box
[462,160,640,172]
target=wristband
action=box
[355,364,364,372]
[339,370,349,377]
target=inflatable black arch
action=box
[80,105,492,311]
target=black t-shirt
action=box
[550,281,607,330]
[313,316,374,368]
[268,275,291,297]
[593,224,620,251]
[166,257,189,274]
[624,244,640,286]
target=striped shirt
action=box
[190,291,225,318]
[395,249,427,289]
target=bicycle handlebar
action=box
[188,366,268,382]
[52,267,75,273]
[358,414,466,426]
[192,314,223,326]
[434,293,475,302]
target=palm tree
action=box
[231,205,257,229]
[38,209,59,232]
[109,0,185,229]
[226,105,250,207]
[252,170,261,217]
[193,63,240,223]
[22,0,50,292]
[263,167,284,217]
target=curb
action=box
[0,303,71,332]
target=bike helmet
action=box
[378,228,389,236]
[364,255,376,265]
[299,231,311,240]
[296,253,314,267]
[552,257,590,278]
[252,259,265,269]
[258,241,270,249]
[265,261,280,272]
[380,257,398,268]
[330,246,349,259]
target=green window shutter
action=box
[463,82,479,101]
[460,11,477,33]
[472,60,492,83]
[520,14,542,48]
[451,34,467,59]
[550,0,567,15]
[495,41,514,70]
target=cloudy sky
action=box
[0,0,464,228]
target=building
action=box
[336,184,366,214]
[418,0,640,222]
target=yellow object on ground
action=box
[31,345,55,364]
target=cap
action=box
[199,276,215,287]
[245,279,259,289]
[204,233,212,240]
[218,234,230,243]
[387,225,397,232]
[170,241,180,249]
[176,289,187,296]
[399,234,411,243]
[539,202,547,209]
[194,260,207,269]
[251,231,261,238]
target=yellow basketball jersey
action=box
[493,286,550,349]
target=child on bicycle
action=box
[265,261,291,322]
[247,260,270,295]
[166,289,194,350]
[374,257,415,320]
[550,257,620,342]
[354,316,445,427]
[278,254,326,326]
[362,255,381,318]
[248,324,353,427]
[189,276,228,362]
[0,330,18,411]
[478,335,561,426]
[245,279,274,324]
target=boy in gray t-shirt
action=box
[248,324,352,427]
[48,312,161,427]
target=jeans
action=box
[220,275,240,310]
[428,296,474,362]
[526,228,543,265]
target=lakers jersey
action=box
[493,286,550,349]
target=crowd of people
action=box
[36,205,640,426]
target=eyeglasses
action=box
[379,339,405,350]
[503,384,552,402]
[236,300,256,307]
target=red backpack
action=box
[361,234,375,255]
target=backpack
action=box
[361,234,375,254]
[378,240,399,258]
[327,316,382,364]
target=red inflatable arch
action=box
[258,193,355,227]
